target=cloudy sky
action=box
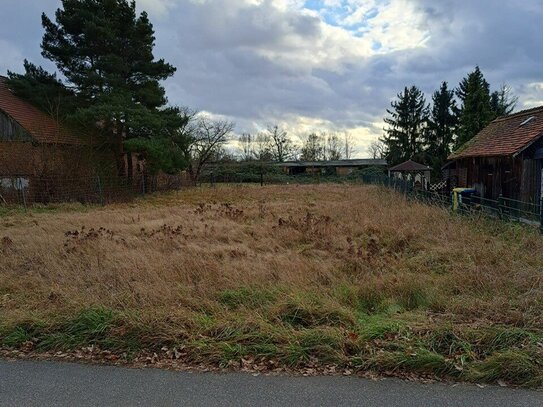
[1,0,543,156]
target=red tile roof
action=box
[389,159,430,172]
[0,76,83,145]
[449,106,543,159]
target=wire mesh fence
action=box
[3,169,542,233]
[361,174,543,231]
[0,172,191,207]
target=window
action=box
[0,177,29,190]
[519,116,535,127]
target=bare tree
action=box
[178,107,199,135]
[300,133,325,161]
[324,132,342,160]
[188,117,234,183]
[343,132,356,159]
[491,84,518,117]
[238,133,255,161]
[253,132,273,161]
[267,125,295,162]
[367,140,386,159]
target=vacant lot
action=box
[1,184,543,386]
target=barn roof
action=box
[0,76,83,145]
[389,159,429,172]
[449,106,543,159]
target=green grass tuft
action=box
[358,315,403,340]
[1,326,34,347]
[38,307,116,350]
[218,287,276,310]
[277,300,354,328]
[468,351,543,386]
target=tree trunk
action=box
[114,121,127,178]
[188,162,199,186]
[114,141,125,178]
[127,150,133,184]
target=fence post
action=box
[540,197,543,234]
[141,172,146,195]
[498,194,505,220]
[97,175,104,206]
[19,178,27,210]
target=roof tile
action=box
[0,77,82,145]
[449,106,543,159]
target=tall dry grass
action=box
[1,184,543,385]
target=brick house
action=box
[0,76,113,203]
[446,106,543,203]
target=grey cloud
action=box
[2,0,543,153]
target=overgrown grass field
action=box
[1,184,543,386]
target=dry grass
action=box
[1,184,543,386]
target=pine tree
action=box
[455,66,493,149]
[9,0,188,175]
[7,60,77,118]
[425,82,457,174]
[382,86,428,166]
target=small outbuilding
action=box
[388,159,431,190]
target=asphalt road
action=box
[0,360,542,407]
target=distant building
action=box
[446,106,543,203]
[279,159,387,176]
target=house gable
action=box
[0,77,83,145]
[0,109,34,142]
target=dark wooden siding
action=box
[451,153,541,202]
[519,158,537,203]
[0,109,33,142]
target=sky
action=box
[1,0,543,157]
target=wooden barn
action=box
[0,76,113,202]
[446,106,543,203]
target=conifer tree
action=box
[455,66,493,149]
[382,86,428,166]
[8,0,189,175]
[425,81,457,174]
